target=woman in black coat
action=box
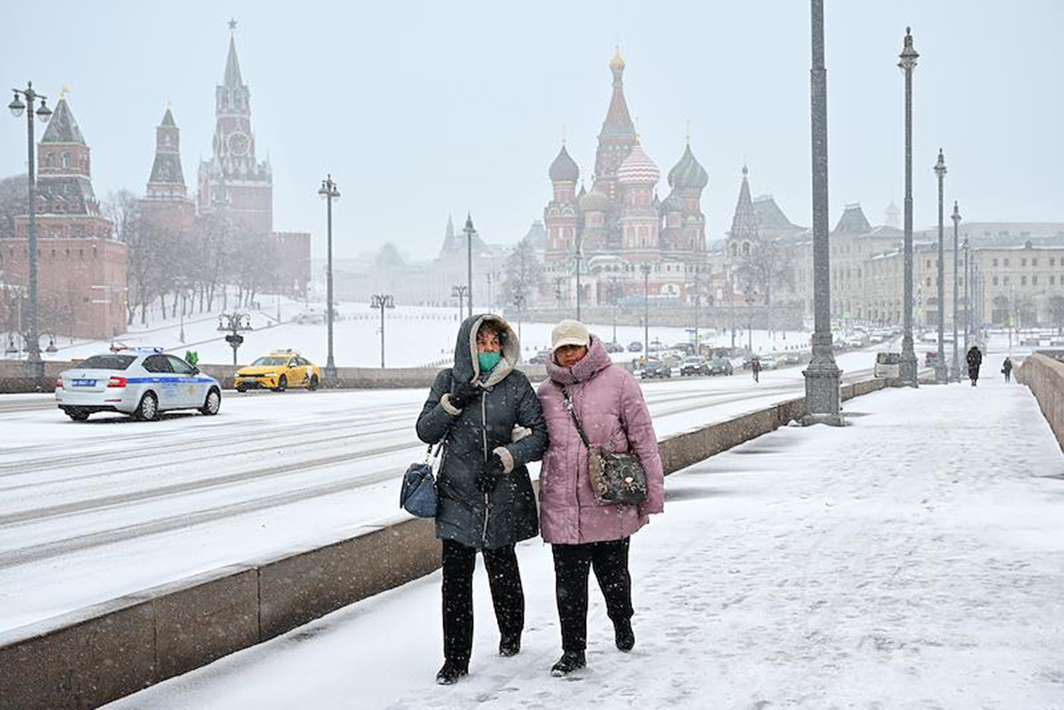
[416,314,547,685]
[966,345,983,386]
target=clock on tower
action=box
[227,131,250,157]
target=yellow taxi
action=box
[234,350,321,392]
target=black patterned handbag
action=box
[562,386,647,506]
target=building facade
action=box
[1,98,127,340]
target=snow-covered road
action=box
[0,351,878,633]
[102,353,1064,710]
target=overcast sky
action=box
[1,1,1060,261]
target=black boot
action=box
[436,660,468,685]
[499,635,521,657]
[614,618,635,652]
[550,650,586,677]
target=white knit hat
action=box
[551,319,590,352]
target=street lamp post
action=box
[803,0,843,423]
[318,175,340,383]
[451,285,467,322]
[962,232,970,358]
[217,312,252,366]
[951,200,962,381]
[933,149,948,384]
[8,82,53,388]
[370,294,394,368]
[691,266,702,355]
[640,263,651,357]
[745,289,754,354]
[463,214,475,316]
[898,27,919,387]
[608,276,621,345]
[574,231,583,321]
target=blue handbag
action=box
[400,440,444,518]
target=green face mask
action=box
[478,351,501,372]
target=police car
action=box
[55,347,222,422]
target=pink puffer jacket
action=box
[536,335,664,544]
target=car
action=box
[706,357,734,376]
[603,341,625,354]
[627,341,644,353]
[779,352,801,366]
[680,356,708,377]
[641,358,671,379]
[56,347,221,422]
[874,351,901,378]
[235,350,321,392]
[924,351,939,367]
[758,355,779,370]
[528,350,551,365]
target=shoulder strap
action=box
[561,386,592,450]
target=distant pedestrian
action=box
[416,314,547,685]
[751,356,762,383]
[966,345,983,386]
[1002,356,1013,383]
[536,320,665,677]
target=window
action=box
[1032,258,1038,267]
[1052,276,1057,286]
[1033,276,1038,286]
[993,258,999,267]
[1004,275,1010,285]
[1004,258,1010,267]
[167,355,195,375]
[143,355,174,374]
[1021,258,1027,267]
[993,277,999,286]
[926,277,932,287]
[1052,258,1057,267]
[1021,276,1028,286]
[76,354,136,370]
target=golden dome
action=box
[609,46,625,71]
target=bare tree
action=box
[736,238,794,333]
[0,174,28,241]
[502,237,543,309]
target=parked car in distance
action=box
[874,352,901,378]
[628,341,644,353]
[603,341,625,354]
[779,352,801,366]
[56,347,221,421]
[641,358,671,379]
[680,356,708,377]
[925,351,938,367]
[706,357,733,376]
[529,350,551,365]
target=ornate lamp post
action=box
[962,231,970,358]
[318,175,340,383]
[951,200,962,381]
[463,214,476,316]
[802,0,843,423]
[898,27,919,387]
[933,149,948,384]
[369,294,394,368]
[640,263,652,357]
[8,82,52,388]
[217,312,252,366]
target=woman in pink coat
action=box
[536,319,664,676]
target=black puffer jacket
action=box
[416,314,547,549]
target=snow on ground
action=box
[0,350,879,634]
[12,299,812,368]
[101,353,1064,710]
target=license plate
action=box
[72,379,96,387]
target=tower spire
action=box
[224,21,243,88]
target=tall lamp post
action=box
[898,27,919,387]
[690,265,702,355]
[933,149,948,384]
[962,232,970,358]
[463,214,476,316]
[574,231,583,321]
[802,0,843,424]
[370,294,394,368]
[8,82,53,388]
[640,263,651,357]
[318,175,340,383]
[951,200,962,381]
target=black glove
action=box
[477,454,506,493]
[450,381,481,409]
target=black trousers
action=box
[441,539,524,664]
[551,537,634,652]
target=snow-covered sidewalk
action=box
[104,356,1064,710]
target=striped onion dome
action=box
[616,143,660,186]
[579,187,610,212]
